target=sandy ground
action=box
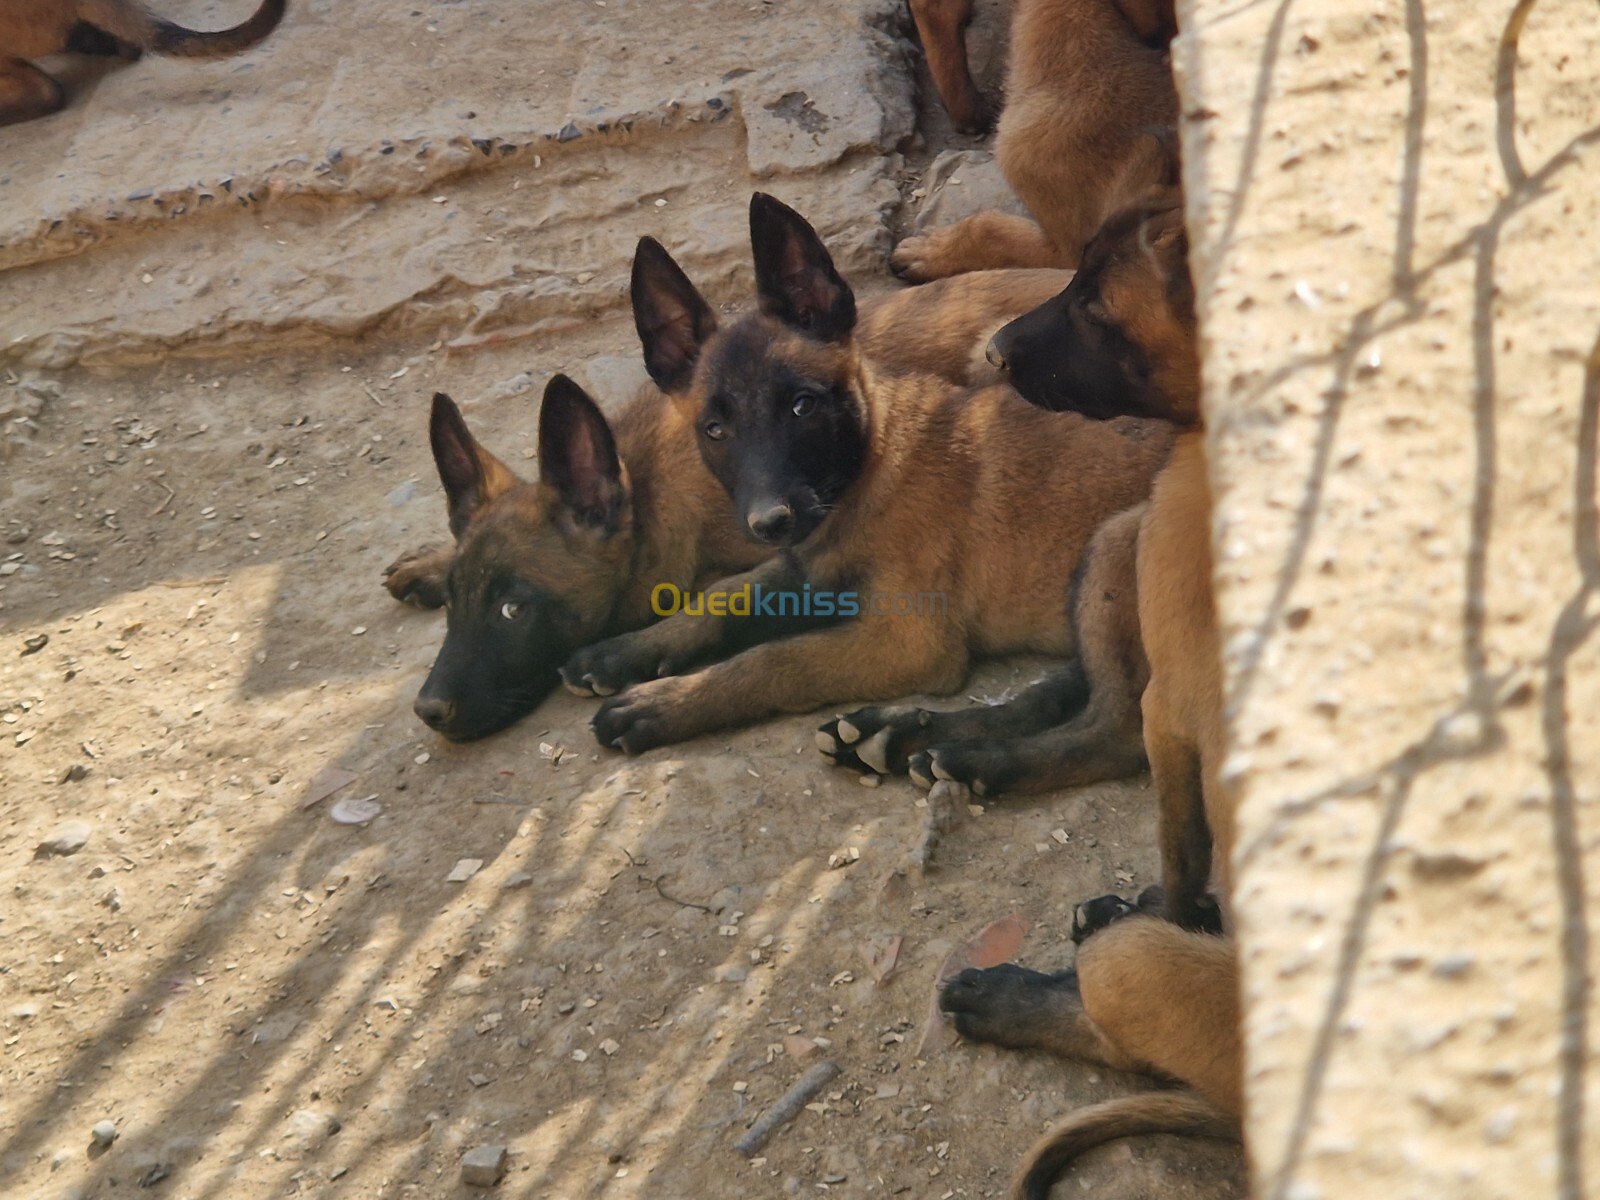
[0,2,1246,1199]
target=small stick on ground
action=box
[149,479,176,517]
[734,1061,841,1156]
[642,873,714,913]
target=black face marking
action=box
[989,204,1191,421]
[989,276,1163,419]
[414,552,589,742]
[692,321,869,547]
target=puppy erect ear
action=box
[539,375,628,535]
[748,192,857,342]
[429,393,520,539]
[632,237,718,394]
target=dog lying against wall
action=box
[386,266,1071,742]
[563,194,1171,760]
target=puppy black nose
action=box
[985,335,1008,370]
[413,694,455,730]
[748,503,794,542]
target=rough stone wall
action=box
[1176,2,1599,1198]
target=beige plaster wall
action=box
[1176,2,1600,1197]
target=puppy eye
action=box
[703,420,726,441]
[791,391,817,418]
[500,602,522,620]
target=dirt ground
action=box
[0,2,1246,1199]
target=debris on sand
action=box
[36,820,92,858]
[300,765,359,810]
[446,859,484,883]
[461,1144,508,1187]
[733,1060,841,1156]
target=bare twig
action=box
[149,479,176,517]
[642,873,713,913]
[733,1061,841,1155]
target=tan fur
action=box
[908,0,994,134]
[385,268,1071,628]
[1138,433,1231,920]
[856,268,1071,387]
[940,201,1241,1195]
[576,322,1171,748]
[893,0,1178,278]
[0,0,285,127]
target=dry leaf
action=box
[916,913,1029,1056]
[878,869,910,906]
[862,934,904,986]
[300,766,358,810]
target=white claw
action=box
[858,727,893,775]
[836,718,862,744]
[857,772,881,788]
[814,730,838,753]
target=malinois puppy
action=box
[893,0,1178,280]
[907,0,1175,136]
[813,190,1196,796]
[0,0,286,126]
[389,266,1071,742]
[563,193,1171,755]
[937,193,1243,1196]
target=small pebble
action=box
[36,820,92,857]
[91,1121,118,1148]
[461,1144,508,1187]
[446,858,483,883]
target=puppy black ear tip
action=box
[749,191,791,223]
[543,373,595,408]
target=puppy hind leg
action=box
[890,212,1068,282]
[908,0,994,134]
[938,963,1144,1071]
[1145,708,1220,934]
[1076,916,1241,1115]
[910,510,1149,796]
[383,542,455,609]
[823,661,1088,779]
[0,60,66,127]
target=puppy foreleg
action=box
[591,609,966,753]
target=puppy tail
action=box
[1012,1090,1238,1200]
[81,0,287,57]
